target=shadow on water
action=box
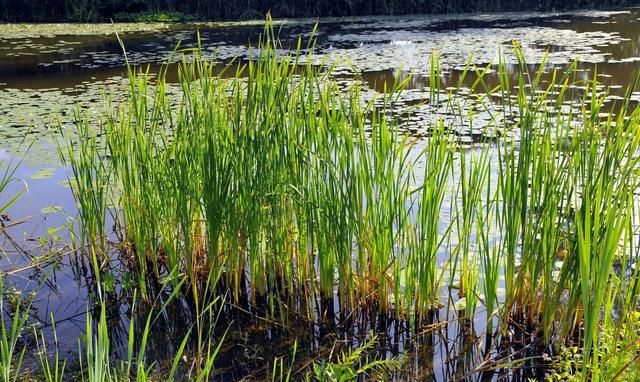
[66,273,554,381]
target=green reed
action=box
[0,158,24,222]
[58,21,640,379]
[81,304,111,382]
[74,279,225,381]
[0,276,30,382]
[35,316,66,382]
[407,122,453,318]
[568,84,640,379]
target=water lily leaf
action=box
[30,168,56,179]
[41,205,63,214]
[57,179,72,188]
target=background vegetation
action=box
[0,0,639,22]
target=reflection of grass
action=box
[21,280,228,382]
[55,18,640,381]
[113,11,194,23]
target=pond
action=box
[1,8,640,381]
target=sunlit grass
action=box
[55,20,640,380]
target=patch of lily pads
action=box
[0,8,639,168]
[0,23,177,40]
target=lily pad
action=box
[30,168,56,179]
[57,179,72,188]
[40,205,63,214]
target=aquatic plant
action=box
[81,304,112,382]
[57,20,640,380]
[58,113,111,256]
[0,276,31,382]
[35,317,66,382]
[306,334,399,382]
[0,159,25,224]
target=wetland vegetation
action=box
[2,6,640,382]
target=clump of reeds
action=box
[59,21,640,380]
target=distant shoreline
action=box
[1,0,639,23]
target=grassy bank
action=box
[0,0,639,22]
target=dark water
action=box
[1,8,640,380]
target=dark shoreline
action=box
[1,0,640,23]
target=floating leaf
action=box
[40,205,63,214]
[57,179,72,188]
[30,167,56,179]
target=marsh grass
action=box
[35,316,65,382]
[0,157,25,223]
[74,278,227,382]
[0,276,31,382]
[58,20,640,380]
